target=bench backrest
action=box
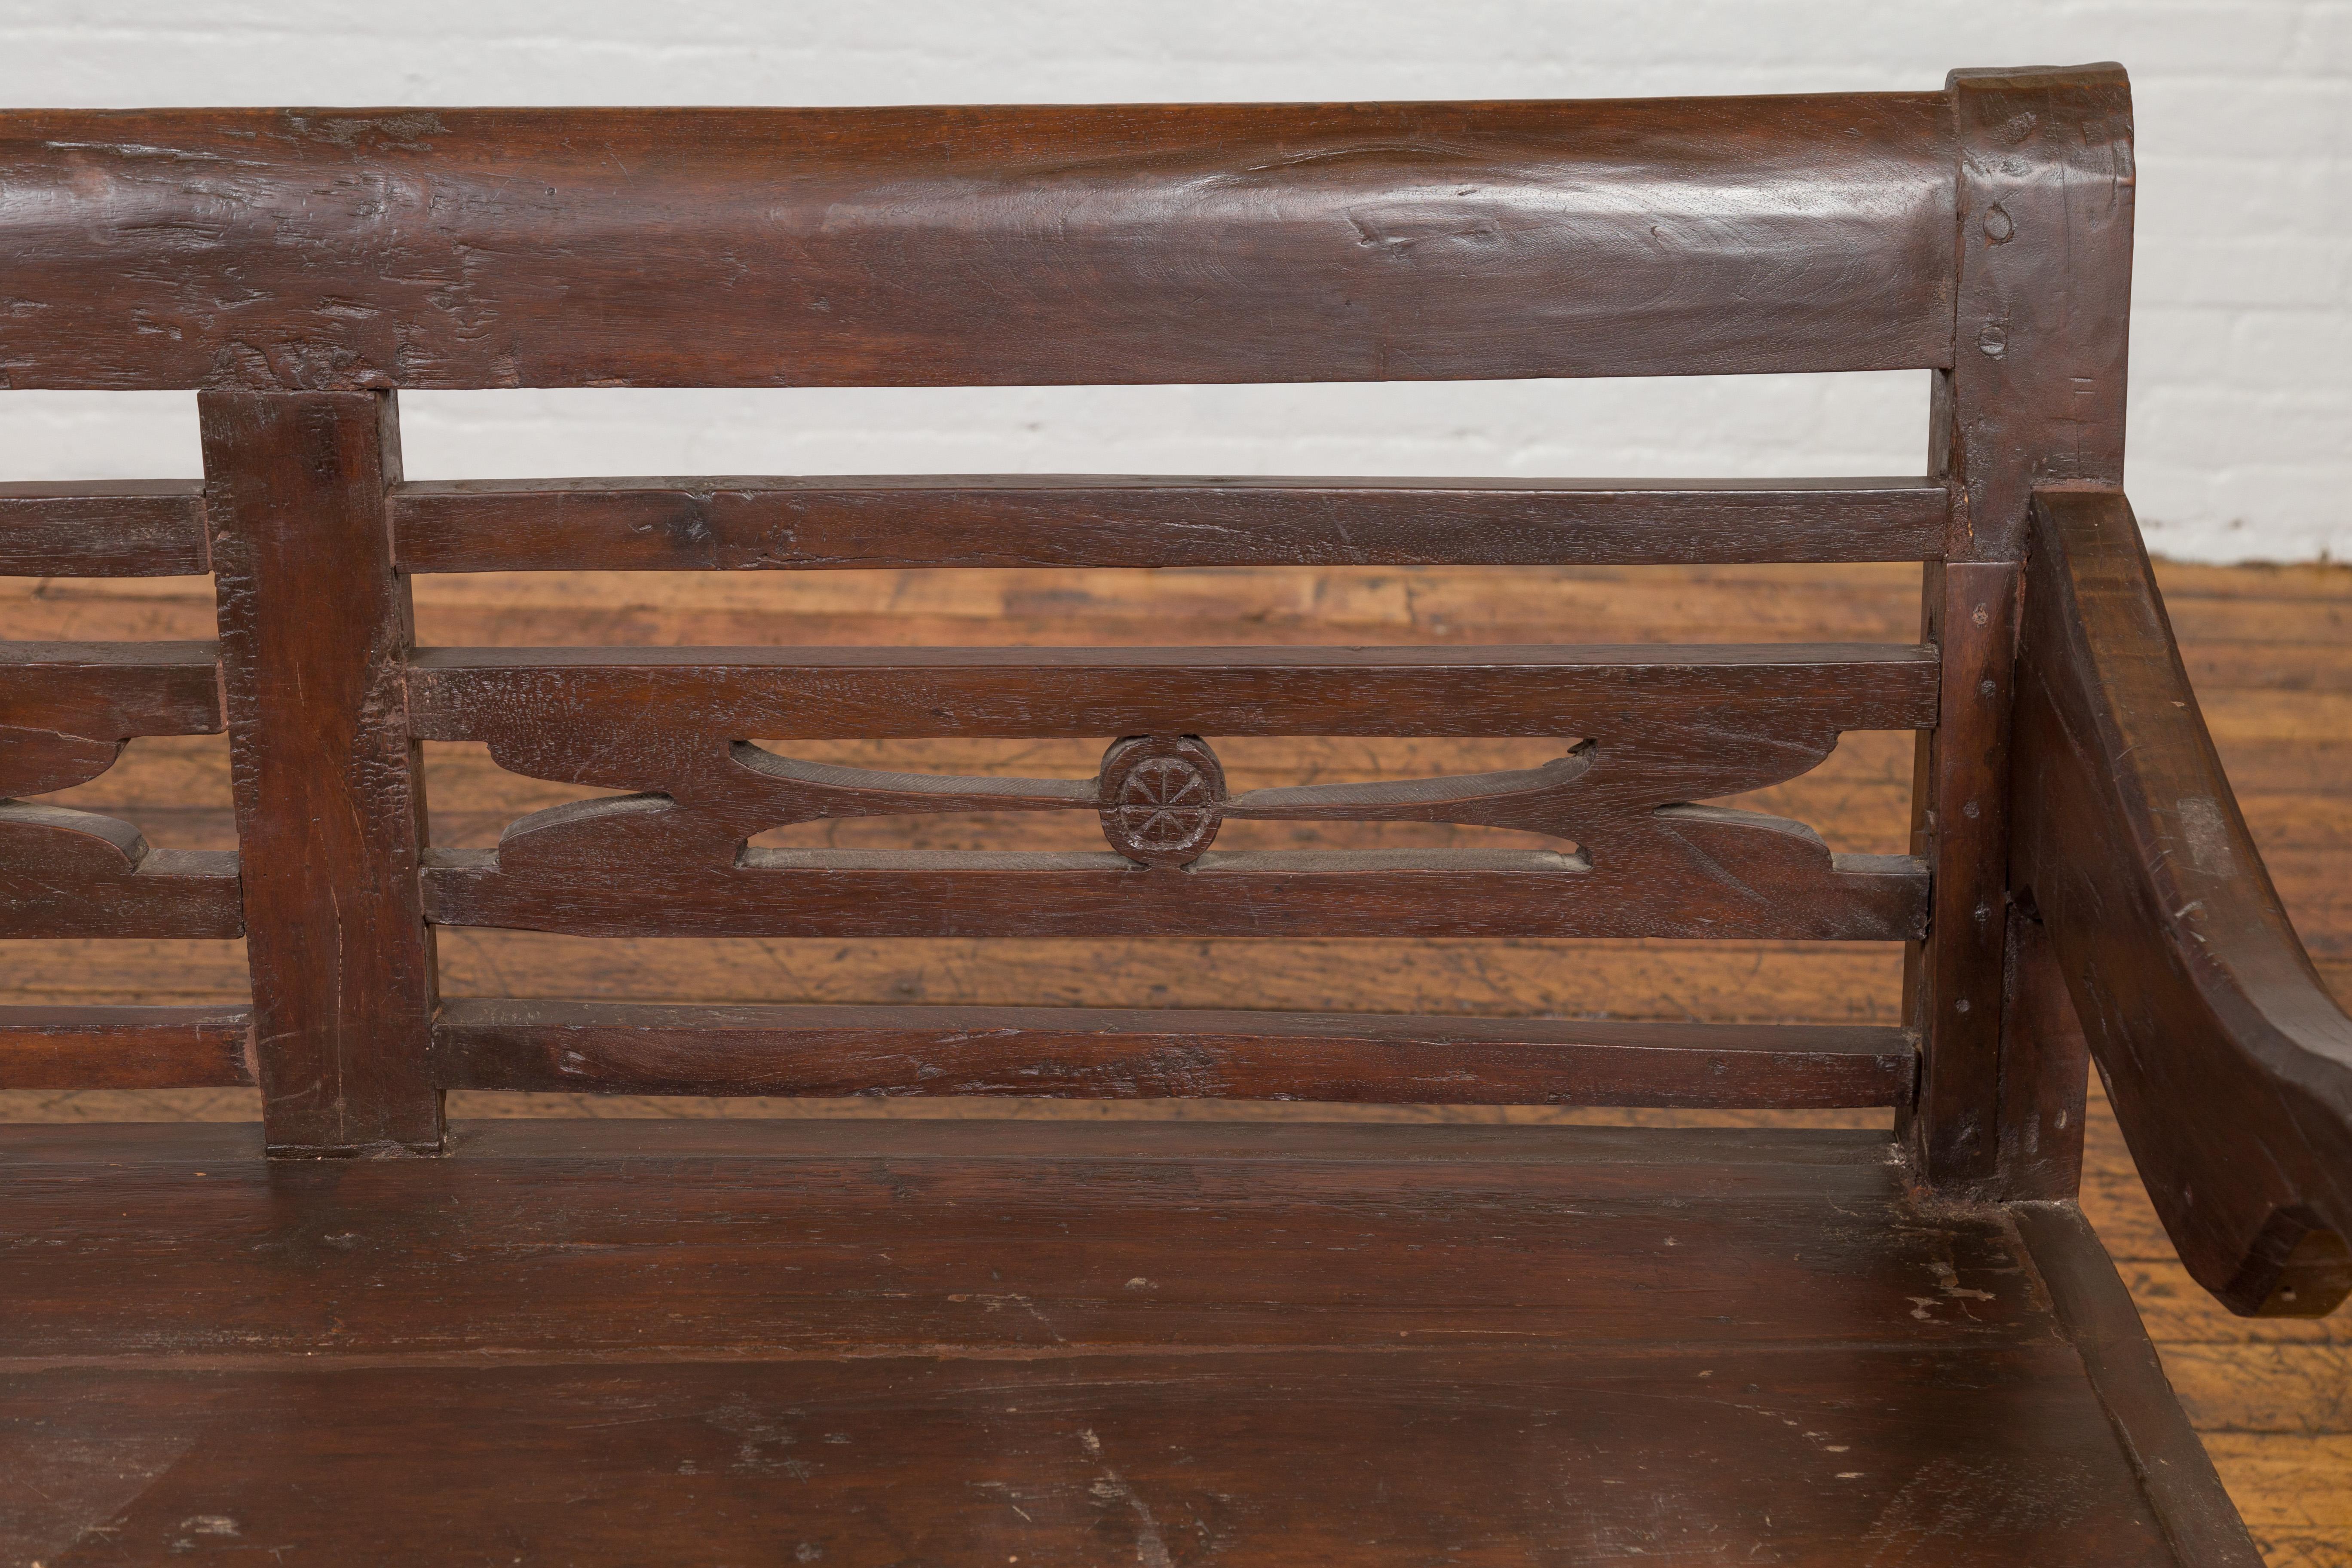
[0,66,2134,1185]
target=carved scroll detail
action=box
[427,687,1927,941]
[0,801,242,938]
[0,644,239,939]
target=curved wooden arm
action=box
[2012,488,2352,1315]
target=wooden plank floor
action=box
[4,552,2347,1562]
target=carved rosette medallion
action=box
[1098,734,1225,867]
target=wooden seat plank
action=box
[0,1120,2210,1566]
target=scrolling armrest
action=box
[2012,487,2352,1316]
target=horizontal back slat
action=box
[0,96,1956,391]
[0,481,210,577]
[407,643,1939,740]
[393,476,1952,571]
[0,1005,255,1089]
[0,642,224,739]
[422,845,1927,942]
[434,1000,1917,1107]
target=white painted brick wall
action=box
[2,0,2345,562]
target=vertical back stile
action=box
[1906,64,2134,1189]
[203,391,442,1155]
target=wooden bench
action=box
[3,64,2347,1564]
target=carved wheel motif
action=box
[1099,735,1225,867]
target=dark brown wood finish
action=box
[2014,1204,2267,1567]
[1904,560,2021,1182]
[0,1120,2225,1566]
[0,804,241,938]
[2012,489,2352,1317]
[423,845,1929,942]
[0,478,208,576]
[0,1004,253,1089]
[407,642,1939,739]
[1906,63,2134,1187]
[3,64,2337,1563]
[1994,910,2093,1200]
[433,1000,1917,1106]
[0,97,1957,391]
[0,641,240,938]
[0,641,222,788]
[1942,66,2135,563]
[392,475,1951,571]
[410,645,1931,941]
[202,392,441,1156]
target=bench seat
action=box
[2,1118,2230,1565]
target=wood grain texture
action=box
[0,641,239,942]
[2013,490,2352,1317]
[0,641,220,796]
[1996,909,2093,1200]
[1904,561,2021,1182]
[0,1004,251,1089]
[0,1119,2193,1566]
[202,391,441,1155]
[422,844,1929,942]
[391,475,1953,571]
[0,96,1957,392]
[420,654,1931,942]
[0,803,241,938]
[1941,64,2133,563]
[433,999,1916,1106]
[10,550,2343,1560]
[2017,1202,2267,1567]
[0,479,208,577]
[406,642,1942,740]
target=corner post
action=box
[1905,64,2134,1189]
[203,390,442,1155]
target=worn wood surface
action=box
[435,1000,1914,1106]
[201,392,441,1155]
[0,97,1958,391]
[0,1119,2202,1565]
[2013,491,2352,1317]
[407,641,1931,942]
[0,640,239,937]
[6,554,2346,1563]
[9,60,2345,1556]
[1903,560,2019,1182]
[392,475,1951,570]
[1898,64,2135,1189]
[407,640,1940,739]
[0,1005,252,1090]
[0,479,209,577]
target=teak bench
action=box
[3,62,2348,1565]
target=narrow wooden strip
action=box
[2014,1203,2267,1568]
[0,1004,252,1089]
[0,97,1956,390]
[421,846,1929,943]
[432,999,1917,1106]
[0,479,209,577]
[0,641,221,738]
[1903,560,2019,1183]
[204,391,441,1156]
[391,476,1951,572]
[407,643,1941,740]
